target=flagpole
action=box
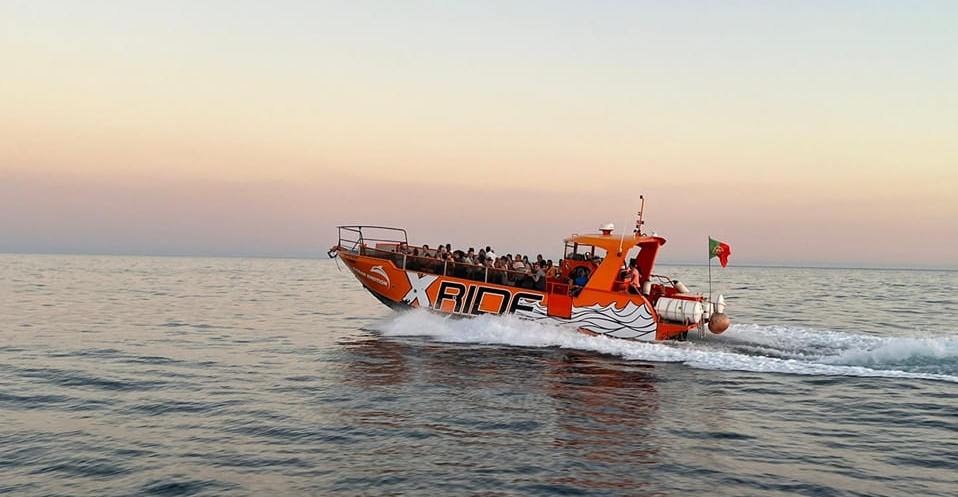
[708,237,713,302]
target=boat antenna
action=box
[618,217,627,256]
[634,195,646,236]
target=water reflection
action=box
[545,352,662,493]
[337,336,411,387]
[335,336,666,494]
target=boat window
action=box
[564,243,605,262]
[590,248,607,266]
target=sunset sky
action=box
[2,1,956,267]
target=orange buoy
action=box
[708,313,730,334]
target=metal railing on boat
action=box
[335,226,408,255]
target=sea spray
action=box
[372,308,958,383]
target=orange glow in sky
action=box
[2,1,956,267]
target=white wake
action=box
[369,309,958,383]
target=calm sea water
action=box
[2,254,957,496]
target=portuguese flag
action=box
[709,237,731,267]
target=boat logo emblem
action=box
[369,265,391,287]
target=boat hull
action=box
[337,252,690,341]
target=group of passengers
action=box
[392,243,558,291]
[388,242,646,298]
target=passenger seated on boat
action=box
[481,257,496,283]
[500,256,517,286]
[515,264,534,289]
[491,257,507,285]
[443,252,456,276]
[512,254,526,272]
[530,262,547,291]
[457,249,474,279]
[453,251,469,278]
[569,268,590,297]
[470,258,486,282]
[545,260,557,279]
[511,255,528,286]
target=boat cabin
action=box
[560,230,664,293]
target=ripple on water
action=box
[140,478,239,496]
[33,369,170,392]
[2,257,958,497]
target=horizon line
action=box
[2,251,956,272]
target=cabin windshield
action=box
[564,242,606,264]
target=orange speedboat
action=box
[329,205,729,341]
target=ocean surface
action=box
[2,254,957,496]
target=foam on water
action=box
[373,310,958,383]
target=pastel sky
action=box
[2,1,956,267]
